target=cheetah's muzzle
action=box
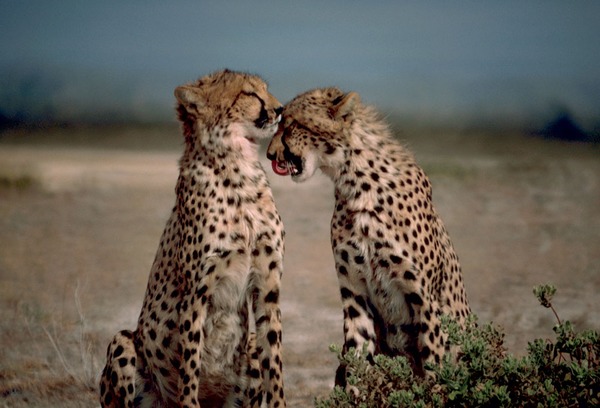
[269,136,302,177]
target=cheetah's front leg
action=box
[100,330,138,408]
[251,241,286,408]
[332,245,378,387]
[176,274,208,408]
[386,262,445,377]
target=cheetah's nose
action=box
[275,106,283,116]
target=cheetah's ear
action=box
[174,86,204,112]
[332,92,360,120]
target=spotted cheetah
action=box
[100,70,286,407]
[267,88,470,381]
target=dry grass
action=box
[1,287,99,407]
[0,125,598,407]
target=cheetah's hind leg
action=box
[99,330,138,408]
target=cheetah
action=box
[100,70,286,408]
[266,88,470,381]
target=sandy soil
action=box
[0,127,598,407]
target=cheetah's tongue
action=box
[271,160,290,176]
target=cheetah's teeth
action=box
[271,160,298,176]
[288,162,299,176]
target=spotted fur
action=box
[267,87,470,381]
[100,70,286,407]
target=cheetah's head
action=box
[267,87,359,182]
[175,69,282,151]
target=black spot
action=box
[390,255,402,264]
[405,292,423,306]
[267,330,278,345]
[340,287,353,299]
[355,295,367,311]
[403,271,416,281]
[324,142,337,154]
[197,285,208,298]
[256,315,269,327]
[262,358,270,370]
[113,345,124,358]
[121,330,133,339]
[162,336,171,348]
[149,329,157,340]
[347,306,360,319]
[159,366,170,378]
[378,259,389,268]
[265,290,279,303]
[358,327,371,340]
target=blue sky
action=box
[1,1,599,126]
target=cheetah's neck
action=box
[332,110,416,213]
[179,125,264,178]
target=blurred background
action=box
[1,0,599,138]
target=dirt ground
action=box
[0,125,598,407]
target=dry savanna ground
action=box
[0,124,598,407]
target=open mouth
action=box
[271,160,300,177]
[268,131,302,177]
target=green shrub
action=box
[316,284,599,407]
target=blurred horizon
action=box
[1,1,599,136]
